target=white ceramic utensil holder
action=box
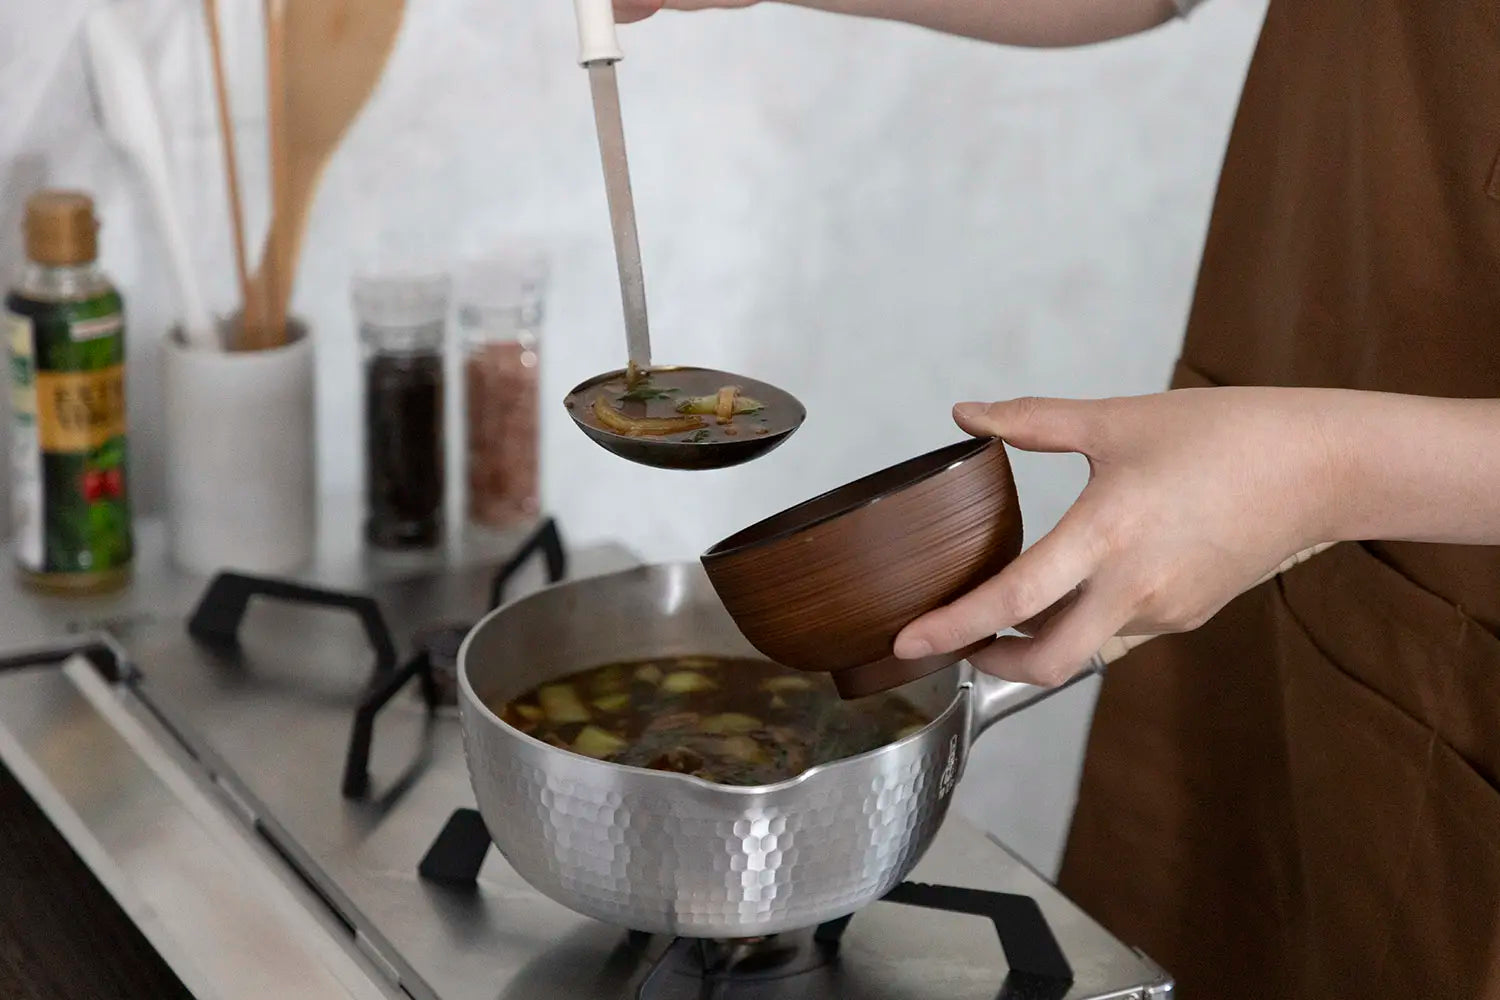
[163,321,316,575]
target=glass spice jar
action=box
[458,253,547,530]
[351,271,451,550]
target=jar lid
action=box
[454,254,548,346]
[351,271,452,330]
[455,251,549,311]
[25,190,99,266]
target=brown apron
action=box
[1056,0,1500,996]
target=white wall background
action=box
[0,0,1264,874]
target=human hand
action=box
[892,387,1349,686]
[612,0,756,21]
[614,0,759,23]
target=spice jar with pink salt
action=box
[457,253,548,530]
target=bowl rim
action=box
[701,436,1000,561]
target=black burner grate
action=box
[183,517,568,798]
[419,807,1075,999]
[0,637,128,682]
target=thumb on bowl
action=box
[952,397,1100,455]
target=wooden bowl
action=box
[700,437,1023,698]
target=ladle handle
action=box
[968,542,1335,737]
[575,0,652,378]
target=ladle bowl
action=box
[564,366,806,471]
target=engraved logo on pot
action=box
[938,735,958,798]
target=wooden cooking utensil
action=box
[250,0,288,351]
[203,0,256,347]
[247,0,406,348]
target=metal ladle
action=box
[564,0,805,471]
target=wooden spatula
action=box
[245,0,406,349]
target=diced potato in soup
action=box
[592,693,631,714]
[701,713,762,733]
[538,684,590,725]
[661,671,716,694]
[573,725,628,759]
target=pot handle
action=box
[968,542,1334,737]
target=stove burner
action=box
[699,936,808,976]
[636,930,841,1000]
[183,517,568,798]
[419,808,1075,1000]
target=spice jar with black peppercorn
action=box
[351,272,450,550]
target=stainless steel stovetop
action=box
[0,518,1171,1000]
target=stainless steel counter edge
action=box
[0,655,401,999]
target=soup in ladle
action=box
[567,368,781,444]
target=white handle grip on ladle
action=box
[573,0,623,64]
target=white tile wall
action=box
[0,0,1264,874]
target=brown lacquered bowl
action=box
[700,437,1023,698]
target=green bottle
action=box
[6,190,132,593]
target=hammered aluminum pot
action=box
[457,561,1087,939]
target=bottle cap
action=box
[352,271,451,327]
[25,190,99,266]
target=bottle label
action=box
[33,366,126,451]
[7,312,42,571]
[5,296,131,576]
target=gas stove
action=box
[0,517,1171,1000]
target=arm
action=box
[892,388,1500,685]
[1323,391,1500,545]
[617,0,1187,48]
[785,0,1183,48]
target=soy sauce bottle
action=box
[5,191,133,593]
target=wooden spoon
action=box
[247,0,406,348]
[203,0,256,348]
